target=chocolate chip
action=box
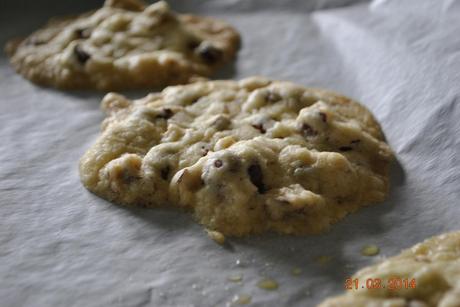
[266,92,281,103]
[339,146,353,151]
[200,144,210,156]
[301,123,318,137]
[351,139,361,144]
[251,123,266,134]
[196,44,223,64]
[319,112,327,123]
[75,28,91,39]
[74,45,90,64]
[214,159,223,168]
[160,166,170,180]
[156,108,173,119]
[187,39,200,50]
[190,96,200,104]
[248,164,266,194]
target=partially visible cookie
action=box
[79,77,393,236]
[319,231,460,307]
[5,0,240,90]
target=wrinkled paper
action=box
[1,0,460,306]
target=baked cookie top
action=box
[5,0,240,90]
[79,77,393,236]
[319,231,460,307]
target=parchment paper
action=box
[1,0,460,306]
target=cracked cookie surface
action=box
[79,77,393,236]
[5,0,240,90]
[319,231,460,307]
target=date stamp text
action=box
[345,278,417,290]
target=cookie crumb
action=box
[361,245,380,256]
[291,267,302,275]
[227,274,243,282]
[257,278,278,290]
[206,229,225,244]
[232,294,251,305]
[316,255,333,265]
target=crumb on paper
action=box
[361,244,380,256]
[316,255,333,265]
[206,229,226,244]
[257,278,279,290]
[227,274,243,282]
[232,294,251,305]
[291,267,302,275]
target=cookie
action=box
[5,0,240,90]
[319,231,460,307]
[79,77,393,236]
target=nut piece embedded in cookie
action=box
[5,0,240,90]
[319,231,460,307]
[79,77,393,236]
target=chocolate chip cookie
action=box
[79,77,393,236]
[5,0,240,90]
[320,231,460,307]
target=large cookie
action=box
[319,231,460,307]
[5,0,240,90]
[79,77,393,236]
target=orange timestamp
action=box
[345,278,416,290]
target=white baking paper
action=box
[1,0,460,306]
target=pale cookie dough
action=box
[319,231,460,307]
[5,0,240,90]
[79,77,393,236]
